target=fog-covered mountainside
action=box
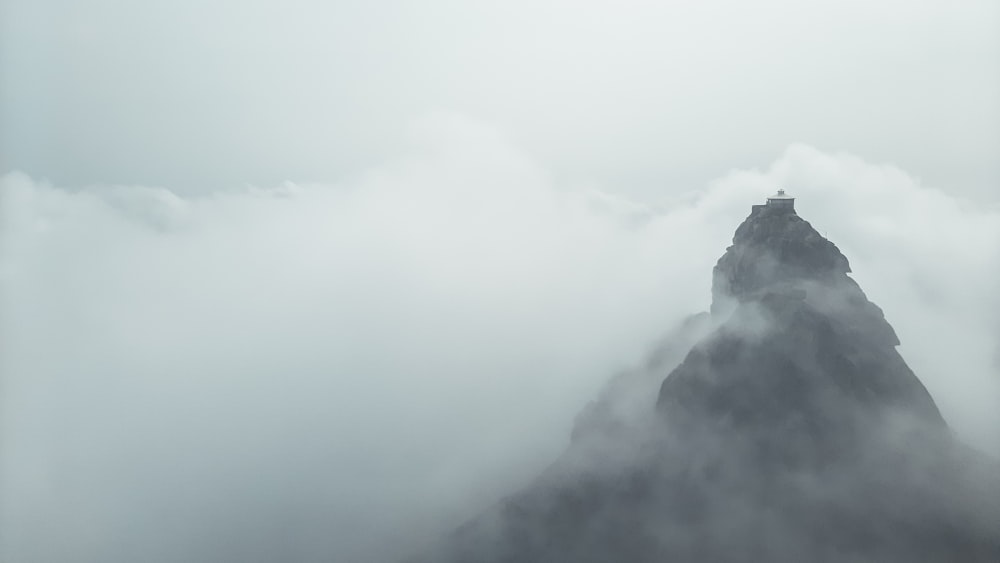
[412,195,1000,563]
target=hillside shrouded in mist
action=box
[419,190,1000,562]
[1,1,999,561]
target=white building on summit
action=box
[766,188,795,210]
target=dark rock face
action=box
[712,204,850,309]
[414,203,1000,563]
[661,205,947,459]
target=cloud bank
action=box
[1,114,997,562]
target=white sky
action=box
[1,0,998,200]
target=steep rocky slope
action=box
[414,198,1000,563]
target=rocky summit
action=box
[412,195,1000,563]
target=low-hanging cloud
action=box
[1,114,997,562]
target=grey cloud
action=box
[1,117,997,561]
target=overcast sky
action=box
[2,0,999,199]
[1,2,999,562]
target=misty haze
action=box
[1,2,999,562]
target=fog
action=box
[1,115,998,560]
[2,0,999,561]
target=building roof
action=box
[768,188,794,200]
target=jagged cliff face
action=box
[660,204,947,463]
[712,204,850,307]
[413,202,1000,563]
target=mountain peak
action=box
[665,198,946,445]
[415,195,1000,563]
[713,194,850,309]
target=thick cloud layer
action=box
[1,115,998,562]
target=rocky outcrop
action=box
[412,200,1000,563]
[660,204,947,462]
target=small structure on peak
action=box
[766,188,795,211]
